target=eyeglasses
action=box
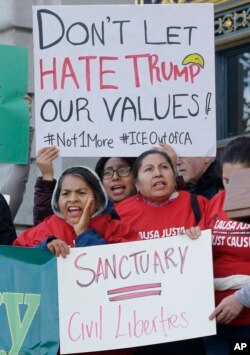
[102,166,131,180]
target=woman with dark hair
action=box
[116,149,207,240]
[191,136,250,355]
[95,157,136,203]
[115,149,208,355]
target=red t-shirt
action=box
[116,191,208,240]
[200,190,250,326]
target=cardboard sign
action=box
[57,230,216,354]
[223,168,250,222]
[33,4,216,157]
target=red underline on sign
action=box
[107,283,162,301]
[109,290,161,301]
[107,283,161,294]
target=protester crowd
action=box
[1,94,250,354]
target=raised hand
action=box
[156,143,178,167]
[36,146,59,181]
[72,196,95,236]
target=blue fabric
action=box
[204,324,250,355]
[35,229,107,249]
[34,237,56,249]
[103,199,120,220]
[75,228,107,247]
[34,239,49,249]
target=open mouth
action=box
[68,206,82,216]
[153,181,166,188]
[111,185,125,192]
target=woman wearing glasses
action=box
[95,157,136,203]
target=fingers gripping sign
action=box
[183,226,201,240]
[47,239,70,258]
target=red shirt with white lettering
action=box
[200,190,250,326]
[116,191,208,240]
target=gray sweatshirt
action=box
[235,284,250,308]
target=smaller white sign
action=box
[57,230,215,354]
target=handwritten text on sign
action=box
[57,231,216,354]
[33,4,216,157]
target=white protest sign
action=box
[33,4,216,157]
[57,230,216,354]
